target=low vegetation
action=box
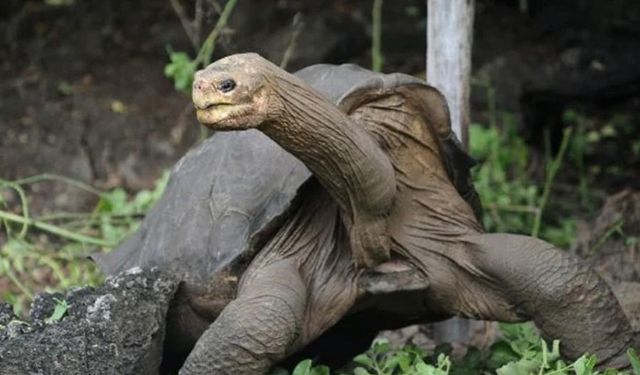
[1,115,635,373]
[273,328,640,375]
[2,0,637,371]
[0,172,168,315]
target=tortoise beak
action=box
[193,77,227,109]
[195,102,254,130]
[195,103,231,124]
[192,77,236,128]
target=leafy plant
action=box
[165,49,199,93]
[469,120,578,248]
[292,359,330,375]
[469,122,539,235]
[271,340,452,375]
[371,0,385,72]
[0,172,169,315]
[629,349,640,375]
[530,126,572,238]
[347,339,451,375]
[165,0,239,92]
[279,324,639,375]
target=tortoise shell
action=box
[95,63,481,287]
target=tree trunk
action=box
[426,0,476,343]
[426,0,475,148]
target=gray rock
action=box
[0,268,178,375]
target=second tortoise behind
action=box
[98,53,638,374]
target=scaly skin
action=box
[346,84,637,367]
[180,260,307,375]
[181,182,359,375]
[193,53,396,268]
[179,54,637,374]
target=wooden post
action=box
[427,0,476,343]
[426,0,475,148]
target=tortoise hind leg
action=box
[423,233,637,368]
[179,259,306,375]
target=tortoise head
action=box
[192,53,281,130]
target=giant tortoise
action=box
[97,53,638,374]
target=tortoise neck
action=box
[261,74,360,210]
[258,71,395,221]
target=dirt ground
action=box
[2,0,640,196]
[1,0,639,357]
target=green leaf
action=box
[572,354,598,375]
[292,359,313,375]
[353,368,371,375]
[572,355,589,375]
[486,341,520,370]
[496,358,539,375]
[435,353,451,372]
[383,352,407,372]
[499,323,541,358]
[372,339,391,355]
[353,354,374,368]
[540,339,555,369]
[457,346,483,370]
[45,298,69,324]
[416,361,438,375]
[628,348,640,375]
[397,352,412,372]
[131,172,168,212]
[57,81,74,96]
[164,50,197,92]
[310,365,330,375]
[382,356,399,371]
[96,188,129,213]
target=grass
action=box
[0,172,168,315]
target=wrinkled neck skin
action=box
[258,70,396,225]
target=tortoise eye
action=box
[218,79,236,93]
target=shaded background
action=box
[0,0,639,353]
[2,0,639,193]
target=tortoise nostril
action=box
[194,79,209,92]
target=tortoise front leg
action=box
[423,233,637,368]
[179,259,306,375]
